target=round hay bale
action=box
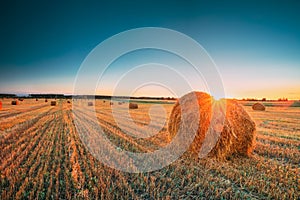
[45,99,48,102]
[0,101,2,110]
[252,103,265,111]
[18,98,24,101]
[67,101,71,103]
[110,102,114,105]
[11,100,19,105]
[88,102,93,106]
[50,101,57,106]
[168,91,256,160]
[36,98,38,101]
[129,103,138,109]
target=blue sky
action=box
[0,0,299,99]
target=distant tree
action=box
[278,98,288,101]
[247,98,257,101]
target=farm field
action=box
[0,98,299,199]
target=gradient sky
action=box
[0,0,299,99]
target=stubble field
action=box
[0,98,299,199]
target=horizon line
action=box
[0,92,298,101]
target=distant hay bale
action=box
[45,99,48,102]
[11,100,19,105]
[18,98,24,101]
[0,101,2,110]
[129,103,138,109]
[88,102,93,106]
[168,91,256,160]
[110,102,114,105]
[67,101,71,103]
[36,98,38,101]
[50,101,57,106]
[252,103,265,111]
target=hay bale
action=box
[67,101,71,103]
[252,103,265,111]
[11,100,19,105]
[88,102,93,106]
[45,99,48,102]
[50,101,56,106]
[168,91,256,160]
[110,102,114,105]
[0,101,2,110]
[36,98,39,101]
[18,98,24,101]
[129,103,138,109]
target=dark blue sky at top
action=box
[0,0,299,98]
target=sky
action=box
[0,0,299,99]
